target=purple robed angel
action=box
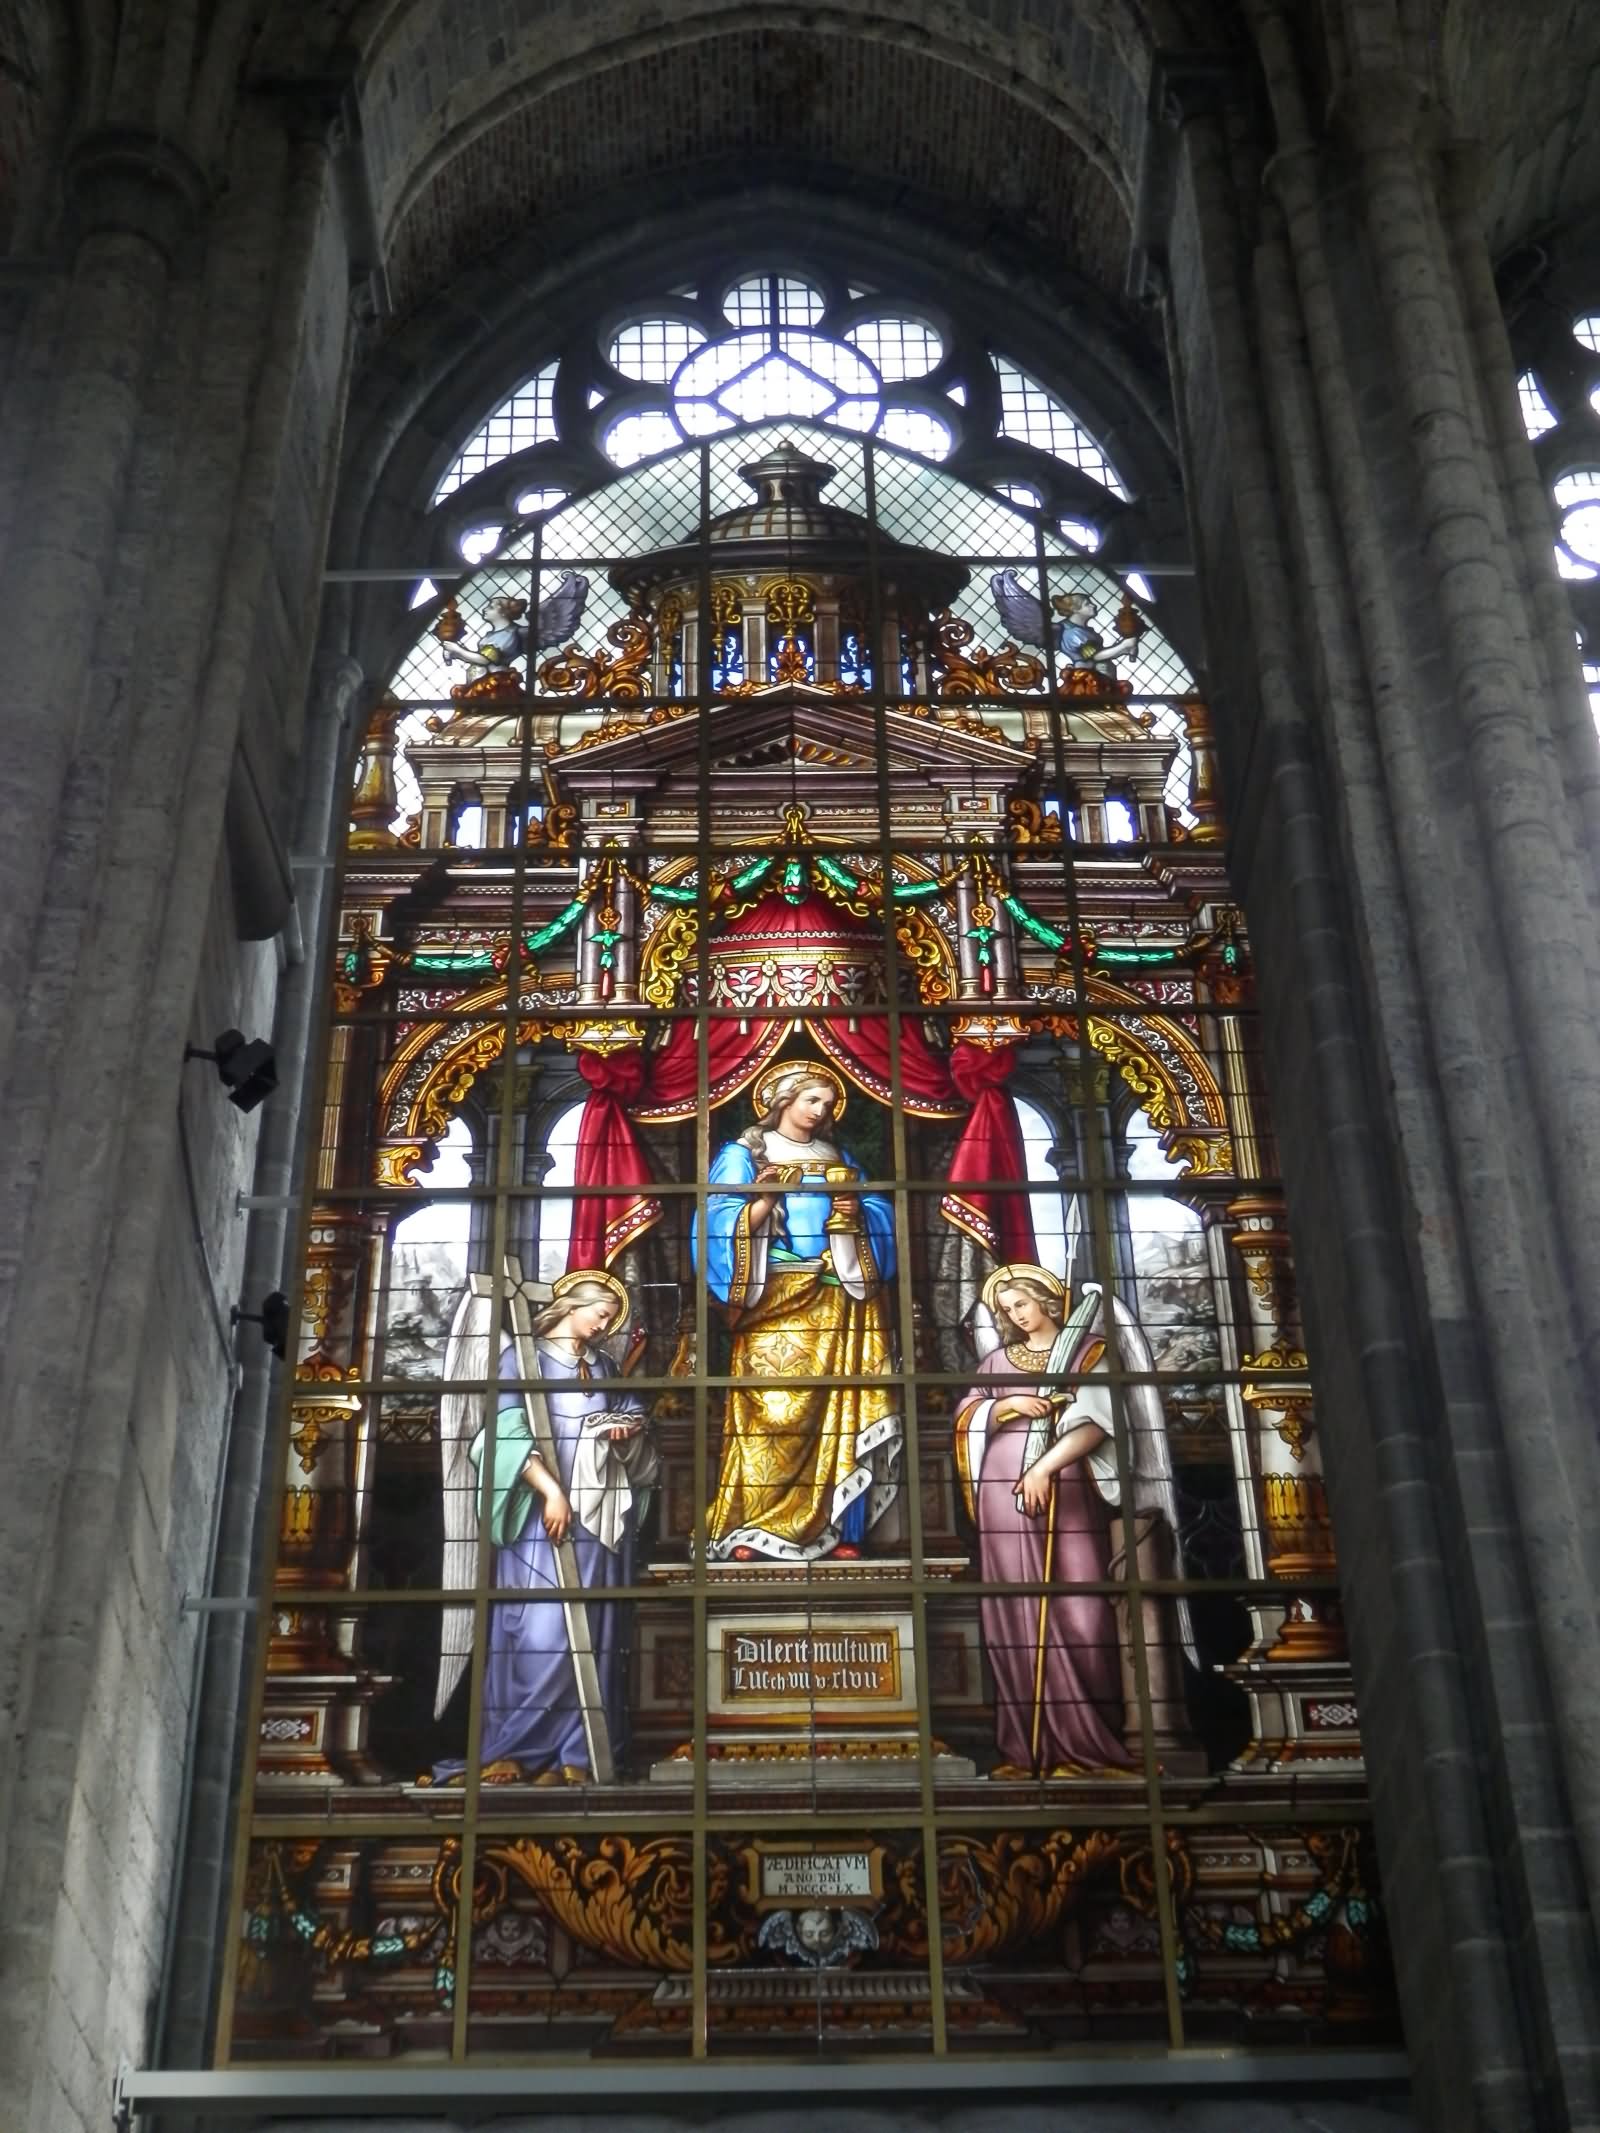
[956,1267,1196,1777]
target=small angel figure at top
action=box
[989,571,1144,679]
[433,574,590,699]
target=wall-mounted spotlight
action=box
[185,1029,278,1112]
[232,1291,290,1360]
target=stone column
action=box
[0,131,205,1110]
[158,651,365,2063]
[1145,19,1600,2119]
[0,76,357,2119]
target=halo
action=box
[981,1262,1067,1317]
[549,1266,631,1335]
[752,1058,848,1123]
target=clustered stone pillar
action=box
[0,67,360,2121]
[1148,7,1600,2121]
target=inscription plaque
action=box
[722,1626,901,1703]
[742,1842,885,1910]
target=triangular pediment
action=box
[550,684,1033,793]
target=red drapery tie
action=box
[566,1049,663,1269]
[939,1042,1036,1263]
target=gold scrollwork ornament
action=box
[537,612,654,702]
[930,611,1047,701]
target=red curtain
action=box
[563,888,1036,1270]
[809,1001,964,1115]
[938,1042,1036,1262]
[629,1013,791,1123]
[567,1022,791,1268]
[566,1051,663,1269]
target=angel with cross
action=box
[428,1264,657,1786]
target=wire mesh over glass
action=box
[223,427,1395,2071]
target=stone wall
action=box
[0,84,359,2132]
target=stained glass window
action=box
[432,364,558,503]
[423,267,1129,517]
[1517,370,1558,438]
[993,357,1129,498]
[457,525,504,564]
[1554,469,1600,576]
[224,405,1391,2081]
[1514,314,1600,630]
[609,319,707,381]
[845,316,944,379]
[877,405,952,458]
[603,409,682,467]
[723,273,826,328]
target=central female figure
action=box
[696,1062,902,1561]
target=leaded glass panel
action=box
[223,422,1393,2073]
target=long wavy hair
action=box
[993,1275,1066,1330]
[739,1068,840,1157]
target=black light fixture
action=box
[232,1291,291,1360]
[185,1028,278,1112]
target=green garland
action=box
[1098,944,1182,967]
[1002,893,1065,950]
[524,897,587,954]
[402,862,1187,976]
[648,854,774,906]
[814,853,945,903]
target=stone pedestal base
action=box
[255,1669,394,1789]
[1219,1650,1363,1776]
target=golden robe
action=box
[699,1137,900,1558]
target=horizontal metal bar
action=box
[253,1574,1337,1608]
[120,2048,1408,2116]
[243,1800,1378,1842]
[271,1173,1252,1201]
[282,1359,1280,1388]
[323,559,1202,582]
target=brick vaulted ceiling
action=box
[305,0,1209,322]
[282,0,1600,311]
[1440,0,1600,251]
[377,28,1143,323]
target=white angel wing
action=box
[1082,1282,1198,1666]
[970,1296,1004,1361]
[435,1283,495,1719]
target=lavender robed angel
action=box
[432,1275,658,1784]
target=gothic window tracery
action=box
[424,264,1131,567]
[1512,305,1600,721]
[432,362,558,504]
